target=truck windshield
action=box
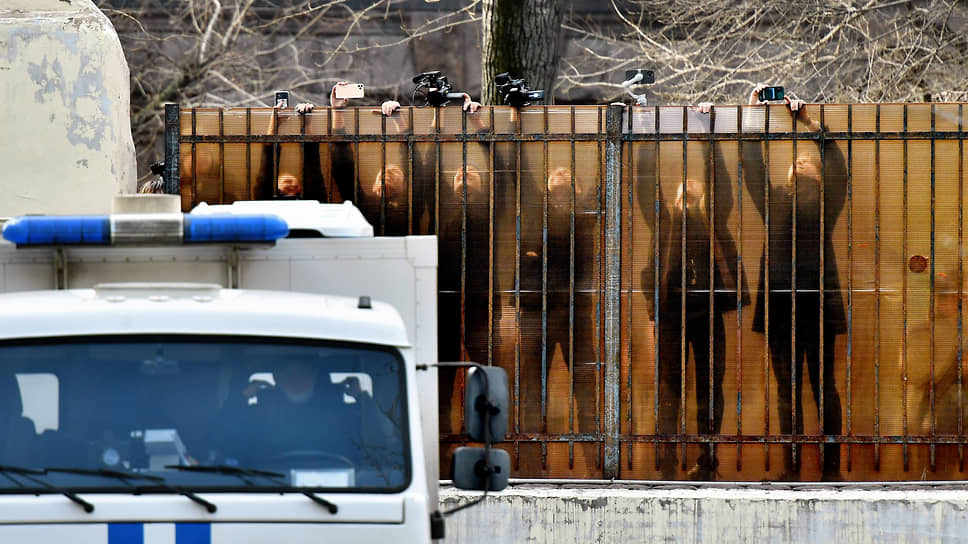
[0,336,409,493]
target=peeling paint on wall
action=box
[0,0,136,215]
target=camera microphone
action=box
[622,73,643,88]
[621,69,654,106]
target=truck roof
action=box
[0,283,410,347]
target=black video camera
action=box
[495,73,545,107]
[411,70,465,107]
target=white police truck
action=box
[0,198,508,544]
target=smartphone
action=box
[624,69,655,85]
[758,86,784,102]
[334,83,365,100]
[274,90,289,108]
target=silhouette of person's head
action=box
[273,360,318,404]
[548,166,591,204]
[452,166,483,197]
[788,152,823,185]
[277,171,301,197]
[674,179,707,212]
[372,164,406,202]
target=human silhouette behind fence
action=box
[740,84,847,481]
[510,166,600,436]
[636,105,749,480]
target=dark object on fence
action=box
[494,72,544,107]
[411,70,466,107]
[758,86,784,102]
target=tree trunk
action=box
[481,0,564,106]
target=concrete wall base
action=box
[441,483,968,543]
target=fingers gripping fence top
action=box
[169,103,968,482]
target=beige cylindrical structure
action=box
[113,194,181,214]
[0,0,137,217]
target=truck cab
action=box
[0,200,507,543]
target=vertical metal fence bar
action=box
[218,109,225,204]
[679,106,688,472]
[598,106,606,469]
[327,105,334,204]
[460,107,469,368]
[488,112,496,368]
[652,107,662,473]
[352,108,361,206]
[540,107,549,471]
[406,117,414,232]
[959,103,965,472]
[902,104,910,471]
[513,112,523,472]
[408,108,415,235]
[379,110,388,234]
[245,108,252,200]
[930,104,937,471]
[434,113,441,235]
[763,104,772,473]
[817,105,825,474]
[241,108,251,200]
[192,108,199,207]
[707,107,717,467]
[874,104,882,471]
[790,106,800,472]
[735,104,745,472]
[163,104,179,196]
[299,105,306,200]
[568,106,577,470]
[603,104,624,479]
[625,108,635,472]
[846,104,854,473]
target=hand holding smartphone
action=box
[757,86,784,102]
[333,83,365,100]
[274,90,289,108]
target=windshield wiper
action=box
[167,464,338,514]
[0,465,94,513]
[45,467,164,482]
[45,467,217,514]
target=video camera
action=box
[411,70,466,107]
[494,73,544,107]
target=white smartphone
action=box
[334,83,365,100]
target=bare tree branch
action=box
[563,0,968,104]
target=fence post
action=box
[603,103,624,479]
[164,103,180,195]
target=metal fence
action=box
[167,102,968,482]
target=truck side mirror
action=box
[451,446,510,491]
[463,366,508,442]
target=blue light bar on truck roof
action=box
[1,213,289,246]
[182,214,289,242]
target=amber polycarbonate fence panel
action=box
[173,103,968,481]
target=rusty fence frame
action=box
[167,102,968,480]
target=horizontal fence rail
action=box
[168,103,968,482]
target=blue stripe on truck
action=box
[108,523,210,544]
[175,523,210,544]
[108,523,143,544]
